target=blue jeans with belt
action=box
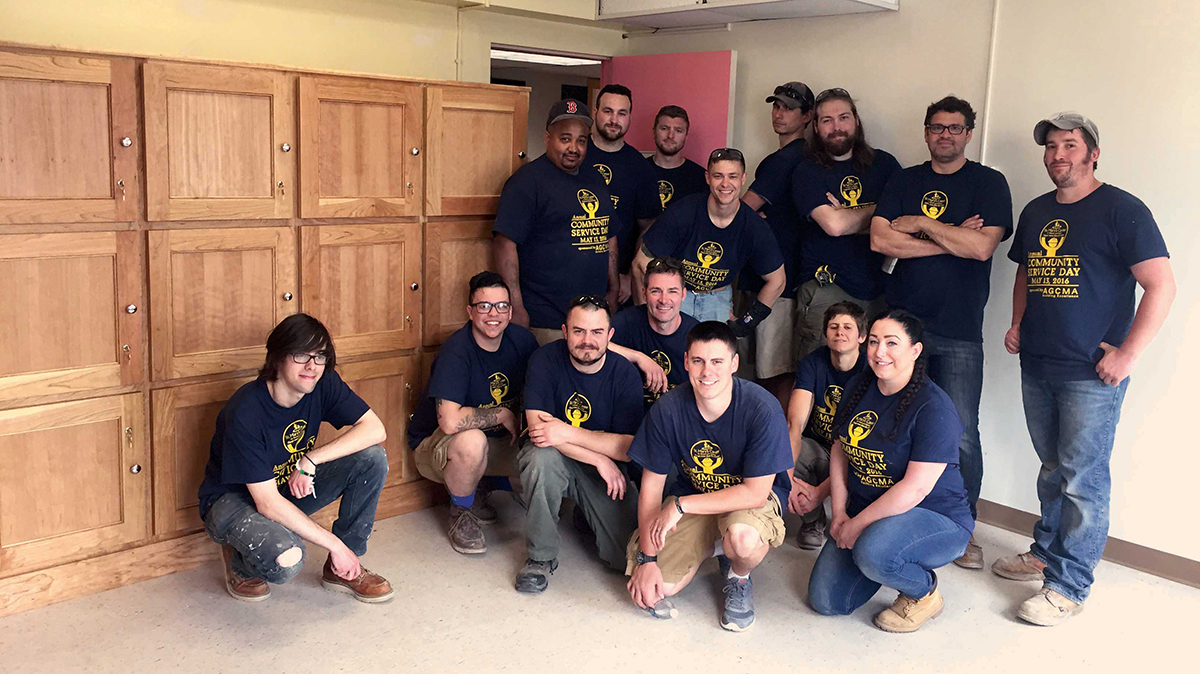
[924,332,985,521]
[680,285,733,322]
[1020,372,1128,604]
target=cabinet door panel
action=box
[0,231,143,402]
[149,227,297,380]
[299,76,422,218]
[425,86,527,216]
[0,394,148,577]
[144,62,293,221]
[423,220,493,346]
[300,224,421,355]
[0,51,137,223]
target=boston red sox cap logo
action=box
[566,100,578,114]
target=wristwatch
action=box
[635,551,658,565]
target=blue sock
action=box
[450,491,475,509]
[483,476,513,492]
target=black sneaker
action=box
[515,558,558,594]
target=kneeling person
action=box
[408,271,538,554]
[197,314,393,603]
[626,322,793,632]
[517,295,646,593]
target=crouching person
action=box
[197,314,394,603]
[626,321,793,632]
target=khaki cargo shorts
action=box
[413,428,519,482]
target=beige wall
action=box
[492,66,594,159]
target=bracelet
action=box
[296,467,315,478]
[674,497,685,515]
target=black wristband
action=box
[729,299,773,338]
[675,496,685,515]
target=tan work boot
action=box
[449,504,487,554]
[992,551,1046,581]
[874,586,945,633]
[953,536,984,570]
[321,557,395,603]
[221,546,270,602]
[1017,587,1082,626]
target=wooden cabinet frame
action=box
[423,219,494,345]
[425,86,527,216]
[321,357,421,487]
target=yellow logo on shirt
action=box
[1026,219,1080,299]
[282,420,309,453]
[658,180,674,208]
[697,241,723,268]
[840,176,863,207]
[1039,219,1068,257]
[276,419,316,485]
[845,410,878,447]
[810,384,844,444]
[837,411,892,489]
[683,439,743,492]
[651,349,672,376]
[594,163,612,185]
[680,241,730,292]
[577,189,600,218]
[921,190,948,219]
[572,189,610,254]
[565,392,592,427]
[487,372,510,407]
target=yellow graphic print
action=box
[1026,219,1080,299]
[565,392,592,427]
[810,384,844,443]
[838,411,893,489]
[595,163,613,185]
[643,350,675,405]
[658,180,674,208]
[274,419,317,484]
[487,372,511,408]
[840,176,864,207]
[921,190,948,219]
[682,240,729,292]
[683,439,743,493]
[571,189,611,254]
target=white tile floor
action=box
[1,497,1193,673]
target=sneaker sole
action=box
[720,616,755,632]
[515,583,548,594]
[225,581,269,603]
[320,579,395,603]
[874,603,944,633]
[451,542,488,555]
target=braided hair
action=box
[830,309,928,442]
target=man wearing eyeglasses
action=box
[197,314,394,604]
[740,82,816,405]
[516,295,646,593]
[791,88,900,359]
[494,99,619,345]
[634,148,785,334]
[408,272,539,554]
[869,96,1014,571]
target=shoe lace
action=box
[723,578,751,611]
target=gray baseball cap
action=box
[765,82,815,111]
[1034,112,1099,146]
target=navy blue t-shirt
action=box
[1007,184,1169,381]
[523,341,645,436]
[493,154,617,329]
[793,150,902,300]
[648,157,708,211]
[643,193,784,293]
[588,139,662,274]
[794,346,867,447]
[835,375,972,533]
[628,378,794,505]
[876,161,1013,343]
[407,322,539,448]
[611,305,700,408]
[745,138,807,298]
[197,370,370,517]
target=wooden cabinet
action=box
[0,231,143,403]
[0,51,138,224]
[0,394,148,576]
[423,219,494,345]
[425,86,527,216]
[151,377,252,535]
[144,62,294,221]
[298,76,423,218]
[317,357,420,488]
[149,227,297,380]
[300,224,422,356]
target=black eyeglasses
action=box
[568,294,610,311]
[926,123,971,135]
[469,301,512,314]
[291,352,328,365]
[815,87,851,105]
[708,147,745,163]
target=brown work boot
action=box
[321,557,394,603]
[992,551,1046,581]
[874,586,945,633]
[449,505,487,554]
[221,546,269,602]
[470,490,498,524]
[1017,587,1083,626]
[953,536,984,570]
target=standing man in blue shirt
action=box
[493,99,619,344]
[870,96,1013,570]
[996,112,1174,626]
[647,105,708,211]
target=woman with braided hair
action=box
[806,309,972,633]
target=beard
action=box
[655,140,681,156]
[821,131,855,156]
[596,124,626,143]
[569,345,605,366]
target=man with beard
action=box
[493,99,619,344]
[589,84,662,304]
[791,88,900,359]
[870,96,1013,570]
[647,105,708,211]
[997,112,1174,626]
[516,295,646,593]
[740,82,816,405]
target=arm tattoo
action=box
[453,406,506,432]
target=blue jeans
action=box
[1020,372,1128,604]
[924,332,984,520]
[680,285,733,322]
[203,445,389,582]
[808,508,970,615]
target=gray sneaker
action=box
[796,517,827,550]
[448,505,486,554]
[515,558,558,594]
[721,575,755,632]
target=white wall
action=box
[492,66,595,159]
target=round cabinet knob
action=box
[404,382,412,391]
[125,304,137,314]
[411,147,420,156]
[283,292,293,301]
[281,143,291,152]
[518,151,527,159]
[410,282,419,291]
[130,464,142,474]
[121,137,133,148]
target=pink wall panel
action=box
[601,50,733,166]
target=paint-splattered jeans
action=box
[202,445,389,582]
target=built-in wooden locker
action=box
[422,219,496,346]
